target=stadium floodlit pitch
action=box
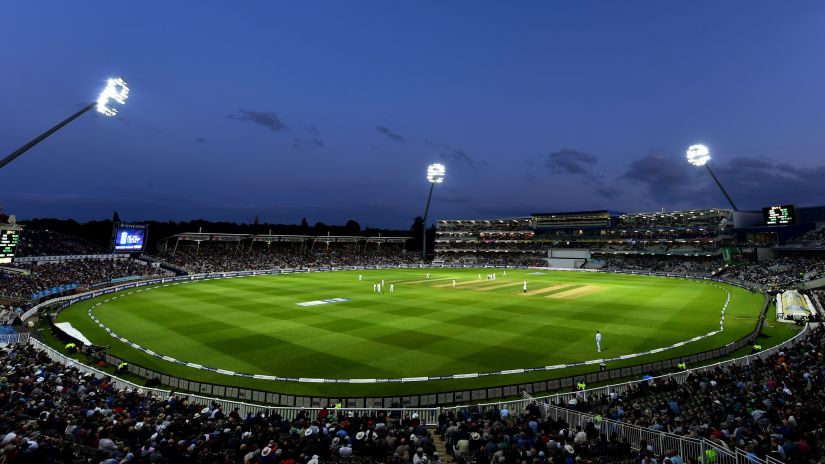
[56,269,764,397]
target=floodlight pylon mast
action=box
[0,102,96,171]
[422,182,435,260]
[705,164,738,211]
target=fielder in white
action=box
[452,279,456,288]
[596,331,602,352]
[390,284,394,293]
[523,281,527,294]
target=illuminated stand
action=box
[0,77,129,171]
[686,144,738,211]
[422,163,446,260]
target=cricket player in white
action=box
[503,270,507,277]
[596,331,602,352]
[523,281,527,294]
[377,283,382,293]
[452,279,456,288]
[477,273,481,280]
[426,272,430,279]
[381,279,385,286]
[373,283,377,293]
[358,275,362,281]
[390,284,394,293]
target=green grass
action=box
[55,269,765,397]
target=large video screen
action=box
[0,229,20,263]
[113,224,147,252]
[762,205,796,226]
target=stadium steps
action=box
[430,434,451,461]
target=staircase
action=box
[430,433,451,462]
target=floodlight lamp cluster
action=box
[686,144,710,167]
[96,77,130,116]
[427,163,446,183]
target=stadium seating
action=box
[2,224,825,463]
[0,258,168,302]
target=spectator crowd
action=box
[5,322,824,463]
[552,324,825,463]
[723,255,825,291]
[0,259,168,301]
[1,342,446,463]
[160,245,423,274]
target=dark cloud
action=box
[531,148,619,198]
[620,151,825,209]
[542,148,598,176]
[438,145,476,169]
[228,109,285,132]
[621,150,709,203]
[714,157,825,208]
[293,137,324,150]
[375,125,404,142]
[292,126,324,150]
[595,185,623,198]
[195,137,207,144]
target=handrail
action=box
[27,337,440,423]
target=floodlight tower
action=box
[686,144,738,211]
[422,163,446,260]
[0,77,130,170]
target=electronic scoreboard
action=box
[0,229,20,264]
[762,205,796,226]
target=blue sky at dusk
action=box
[1,1,824,228]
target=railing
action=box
[524,323,807,409]
[13,323,811,464]
[27,337,439,424]
[0,333,29,345]
[543,402,764,464]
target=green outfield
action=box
[55,268,765,397]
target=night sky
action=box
[1,1,824,228]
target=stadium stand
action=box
[777,226,825,250]
[157,233,422,273]
[3,216,825,463]
[0,341,447,463]
[605,255,723,276]
[721,255,825,291]
[14,230,107,257]
[435,210,730,268]
[434,219,546,266]
[550,324,825,463]
[2,322,823,463]
[0,259,168,302]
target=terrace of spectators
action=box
[157,232,420,274]
[435,210,732,266]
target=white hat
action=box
[564,444,575,454]
[261,446,272,457]
[356,431,366,440]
